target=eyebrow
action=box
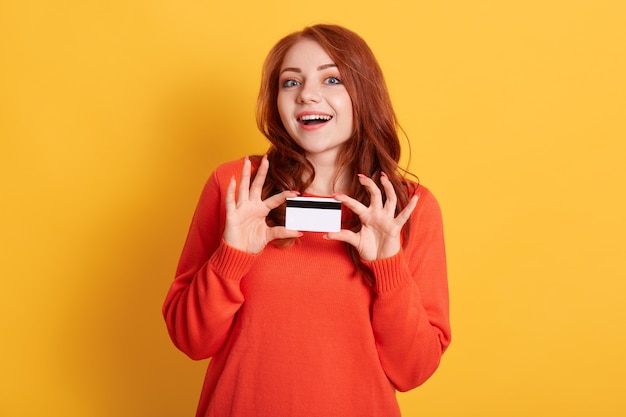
[280,63,338,74]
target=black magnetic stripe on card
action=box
[286,200,342,210]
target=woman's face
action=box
[277,39,354,164]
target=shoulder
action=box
[211,156,264,183]
[195,158,247,203]
[402,182,446,253]
[402,178,438,206]
[212,158,246,182]
[405,181,444,225]
[415,184,439,207]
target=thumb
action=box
[324,230,359,248]
[267,226,303,242]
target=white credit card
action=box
[285,197,342,232]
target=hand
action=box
[326,173,418,261]
[223,155,301,254]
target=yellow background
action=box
[1,0,625,416]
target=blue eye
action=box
[324,76,343,85]
[282,79,300,88]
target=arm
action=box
[367,188,451,391]
[328,175,450,389]
[162,157,300,360]
[162,167,257,360]
[327,174,450,391]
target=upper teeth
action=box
[300,114,331,121]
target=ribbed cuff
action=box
[210,240,259,282]
[363,250,411,294]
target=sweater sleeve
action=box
[162,163,256,360]
[365,186,451,391]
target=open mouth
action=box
[298,114,333,126]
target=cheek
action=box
[276,93,285,115]
[276,94,290,124]
[276,95,299,140]
[332,95,353,127]
[328,91,352,111]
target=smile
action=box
[297,114,333,126]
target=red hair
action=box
[256,24,418,279]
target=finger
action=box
[264,189,299,211]
[395,194,419,226]
[357,174,383,209]
[250,154,269,200]
[380,172,397,214]
[238,156,252,203]
[332,192,368,217]
[267,226,303,242]
[324,229,360,248]
[225,175,237,214]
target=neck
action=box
[304,155,348,196]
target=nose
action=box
[297,81,321,104]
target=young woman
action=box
[163,24,451,417]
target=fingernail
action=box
[357,173,367,178]
[381,171,387,177]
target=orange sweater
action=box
[163,159,451,417]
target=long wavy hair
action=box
[256,24,418,281]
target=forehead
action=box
[281,39,335,69]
